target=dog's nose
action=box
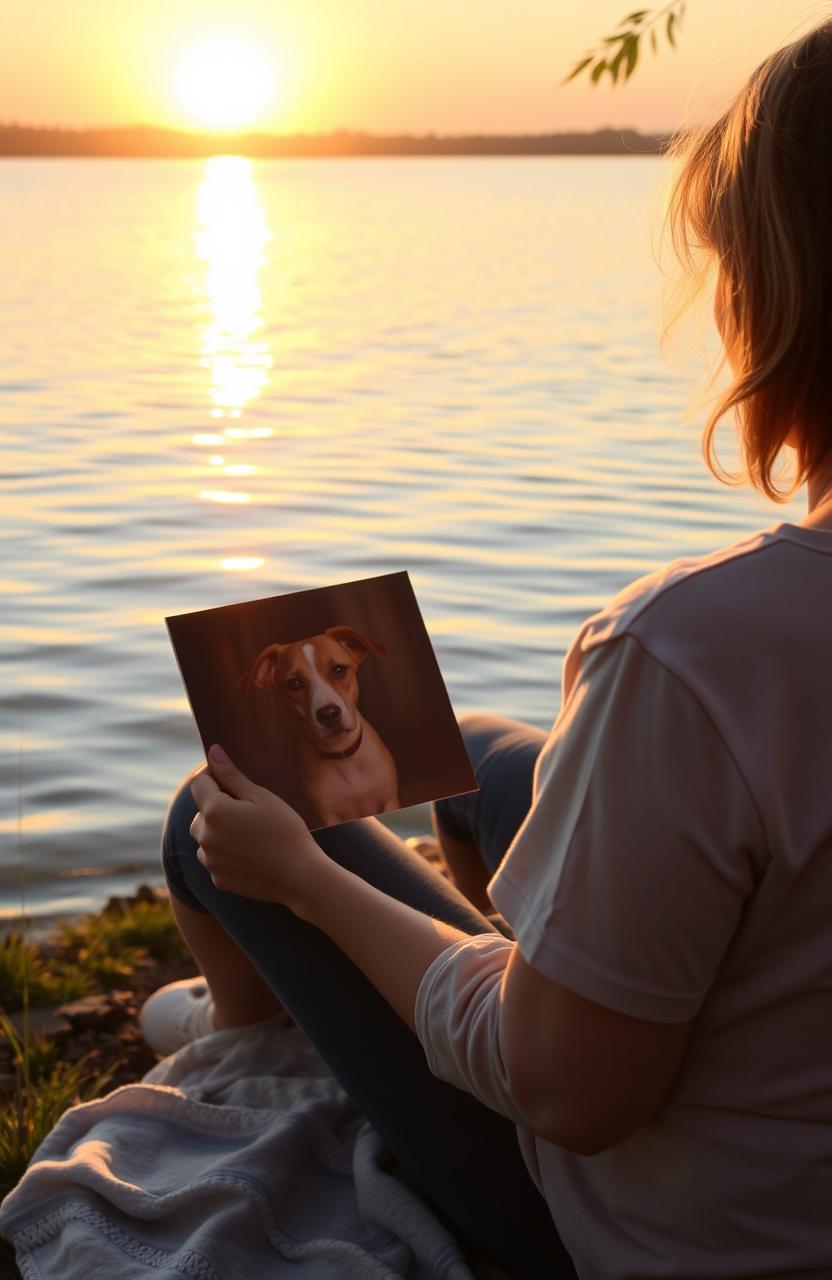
[316,704,343,727]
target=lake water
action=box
[1,156,801,924]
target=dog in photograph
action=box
[241,626,400,827]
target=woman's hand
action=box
[189,744,330,915]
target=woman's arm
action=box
[191,747,691,1154]
[498,945,691,1153]
[305,857,691,1153]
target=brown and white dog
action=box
[242,626,399,827]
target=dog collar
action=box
[314,726,363,760]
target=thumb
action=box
[208,744,260,800]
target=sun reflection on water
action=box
[199,489,251,504]
[220,556,265,572]
[196,156,272,418]
[223,425,273,439]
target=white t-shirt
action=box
[415,522,832,1279]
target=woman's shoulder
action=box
[577,522,828,662]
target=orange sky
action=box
[0,1,825,135]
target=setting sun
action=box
[175,38,273,131]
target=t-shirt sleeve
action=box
[488,633,764,1023]
[414,932,526,1120]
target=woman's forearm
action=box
[297,861,527,1127]
[296,858,471,1032]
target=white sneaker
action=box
[139,977,217,1054]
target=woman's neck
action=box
[802,462,832,529]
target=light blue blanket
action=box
[0,1015,513,1279]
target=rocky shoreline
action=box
[0,884,199,1280]
[1,886,199,1100]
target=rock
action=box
[7,1004,73,1040]
[109,990,137,1012]
[136,883,168,904]
[104,895,130,916]
[57,993,122,1030]
[105,884,168,916]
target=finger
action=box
[207,744,260,801]
[191,768,221,811]
[189,811,204,844]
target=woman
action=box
[142,22,832,1279]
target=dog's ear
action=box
[326,627,388,664]
[238,643,286,694]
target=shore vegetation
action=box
[0,889,197,1279]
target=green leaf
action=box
[609,44,627,83]
[624,33,640,78]
[618,9,649,26]
[590,59,608,84]
[667,11,676,47]
[562,55,594,84]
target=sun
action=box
[176,38,274,131]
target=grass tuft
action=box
[0,934,93,1011]
[0,889,190,1266]
[0,1009,116,1200]
[58,898,190,970]
[0,900,189,1011]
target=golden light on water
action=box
[220,556,266,572]
[223,425,273,439]
[195,156,272,419]
[192,157,270,562]
[199,489,251,504]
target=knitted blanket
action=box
[0,1015,514,1280]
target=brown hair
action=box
[665,21,832,500]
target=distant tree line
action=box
[0,125,669,159]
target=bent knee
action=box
[161,763,205,852]
[455,712,532,773]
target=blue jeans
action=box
[162,713,576,1280]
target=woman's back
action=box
[487,520,832,1277]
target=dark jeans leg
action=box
[161,751,575,1280]
[434,712,549,878]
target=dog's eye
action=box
[287,676,303,691]
[332,664,347,678]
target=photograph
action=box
[166,571,477,829]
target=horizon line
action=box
[0,121,675,159]
[0,121,674,139]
